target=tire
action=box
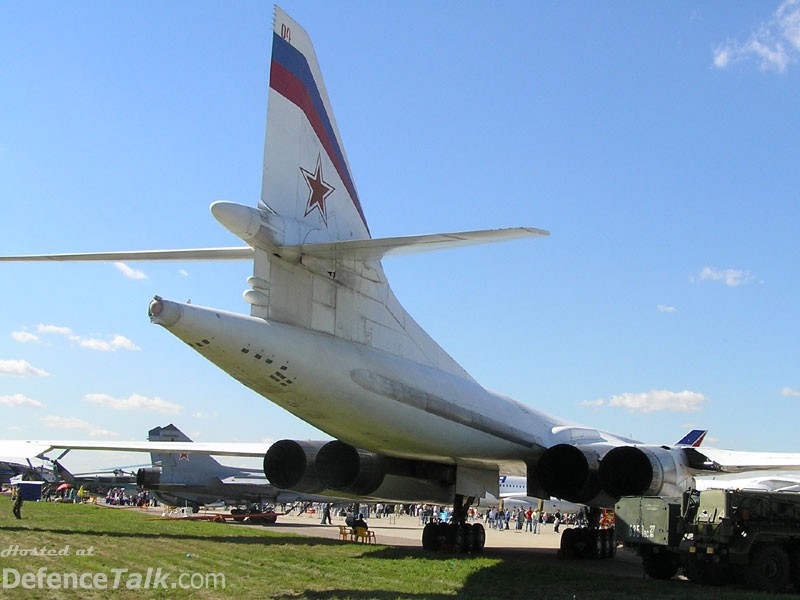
[472,523,486,553]
[422,522,441,551]
[453,524,467,553]
[230,508,245,522]
[465,524,476,553]
[559,528,577,558]
[642,552,680,580]
[790,547,800,590]
[745,544,790,593]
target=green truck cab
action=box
[616,489,800,593]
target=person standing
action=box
[320,503,333,525]
[12,485,23,519]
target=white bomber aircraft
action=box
[4,7,800,554]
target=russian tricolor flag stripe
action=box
[270,33,369,234]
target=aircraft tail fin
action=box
[261,6,369,245]
[148,424,225,485]
[675,429,707,448]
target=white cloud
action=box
[0,393,44,408]
[110,335,140,351]
[77,335,140,352]
[588,389,709,414]
[781,387,800,397]
[578,399,605,408]
[657,304,677,313]
[37,324,73,336]
[84,392,181,415]
[713,0,800,72]
[0,359,50,378]
[114,262,147,280]
[191,410,219,419]
[32,323,139,352]
[179,269,189,277]
[695,266,755,287]
[39,415,117,437]
[11,331,39,343]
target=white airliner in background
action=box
[3,7,800,554]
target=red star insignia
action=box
[179,453,189,461]
[301,154,335,226]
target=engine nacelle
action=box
[315,440,456,503]
[136,467,161,489]
[263,439,327,493]
[599,445,691,499]
[316,441,387,495]
[535,444,614,504]
[265,438,457,504]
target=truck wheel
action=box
[790,548,800,589]
[642,552,679,580]
[745,544,790,593]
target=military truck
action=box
[616,489,800,593]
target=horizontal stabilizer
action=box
[0,247,254,262]
[0,228,546,264]
[289,227,550,262]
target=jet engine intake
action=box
[263,439,327,493]
[136,467,161,489]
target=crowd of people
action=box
[300,500,589,537]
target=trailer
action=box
[616,489,800,593]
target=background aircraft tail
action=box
[675,429,707,448]
[148,424,226,485]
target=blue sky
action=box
[1,2,799,473]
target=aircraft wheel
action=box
[590,529,604,559]
[422,522,442,551]
[472,523,486,553]
[464,524,476,553]
[453,524,467,553]
[558,528,577,558]
[607,528,617,557]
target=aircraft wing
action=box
[0,440,269,460]
[688,447,800,472]
[0,247,253,262]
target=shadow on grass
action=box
[0,524,345,547]
[265,552,678,600]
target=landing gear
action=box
[558,507,616,559]
[421,495,485,553]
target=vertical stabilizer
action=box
[243,8,472,381]
[148,424,225,485]
[262,6,369,244]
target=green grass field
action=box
[0,495,786,599]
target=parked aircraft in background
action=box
[3,8,800,555]
[138,424,278,512]
[139,424,338,516]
